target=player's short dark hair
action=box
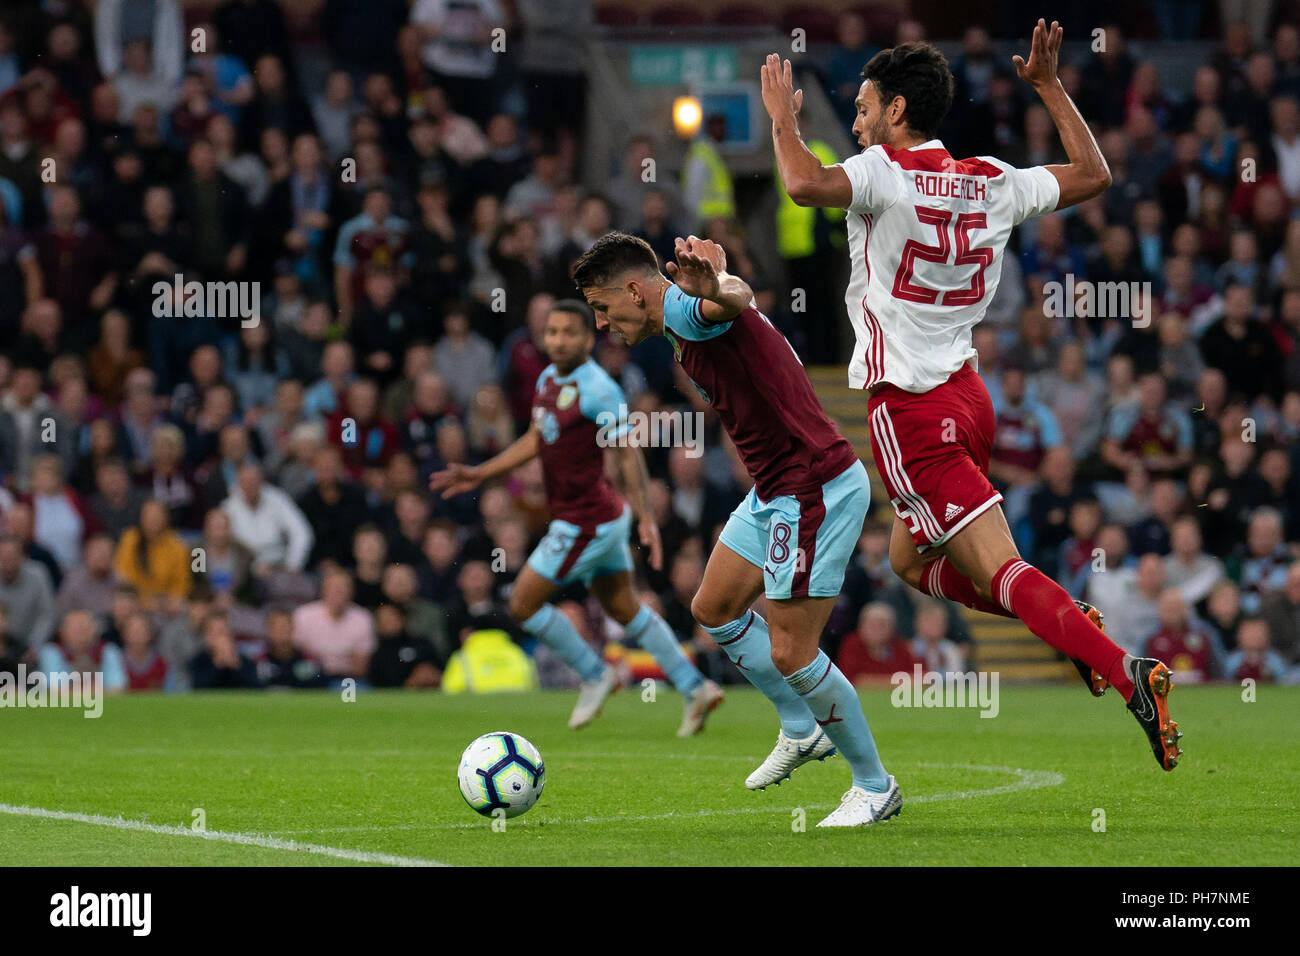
[860,42,954,140]
[571,232,660,291]
[551,298,595,332]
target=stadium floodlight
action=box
[672,95,702,138]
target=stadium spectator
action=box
[836,603,919,687]
[1164,515,1226,606]
[1261,562,1300,663]
[121,610,166,691]
[1235,507,1294,614]
[112,498,191,613]
[190,611,259,689]
[87,457,147,541]
[291,567,375,681]
[221,462,313,574]
[369,601,441,688]
[991,366,1064,525]
[27,453,93,573]
[54,531,116,621]
[911,601,968,675]
[1143,588,1220,683]
[1223,617,1292,683]
[39,607,126,692]
[257,607,325,689]
[0,534,53,656]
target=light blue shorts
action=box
[527,504,635,587]
[718,460,870,600]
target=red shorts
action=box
[867,363,1003,551]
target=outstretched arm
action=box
[612,444,663,571]
[760,54,853,208]
[665,236,754,323]
[429,426,540,498]
[1014,19,1112,209]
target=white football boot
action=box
[746,728,838,790]
[816,775,902,828]
[675,680,725,737]
[568,665,621,729]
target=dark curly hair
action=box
[860,42,955,140]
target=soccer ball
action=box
[457,731,546,818]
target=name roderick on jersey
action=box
[834,138,1060,393]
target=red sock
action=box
[991,558,1134,699]
[921,556,1015,618]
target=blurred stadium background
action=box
[0,0,1298,700]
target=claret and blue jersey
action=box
[660,283,870,600]
[526,358,636,587]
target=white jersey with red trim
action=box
[834,138,1060,393]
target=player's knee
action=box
[890,552,924,590]
[768,639,808,677]
[690,592,729,630]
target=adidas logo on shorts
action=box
[944,502,964,522]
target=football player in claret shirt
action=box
[761,20,1182,770]
[430,300,723,736]
[574,232,898,828]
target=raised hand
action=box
[665,235,723,300]
[428,462,482,499]
[760,53,804,123]
[1012,19,1063,89]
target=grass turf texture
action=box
[1,684,1295,866]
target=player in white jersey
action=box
[761,20,1182,774]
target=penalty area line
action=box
[0,802,448,867]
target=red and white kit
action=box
[836,139,1060,548]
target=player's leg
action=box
[694,501,826,752]
[589,570,723,736]
[763,460,898,824]
[890,514,1016,617]
[514,526,618,728]
[939,506,1182,769]
[767,595,899,826]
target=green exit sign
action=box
[629,46,738,85]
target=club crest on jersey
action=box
[556,384,577,410]
[665,329,683,362]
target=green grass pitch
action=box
[1,684,1295,866]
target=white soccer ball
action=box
[457,731,546,818]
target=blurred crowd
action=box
[0,2,1296,696]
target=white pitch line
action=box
[0,802,448,867]
[270,763,1066,835]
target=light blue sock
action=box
[785,650,890,792]
[703,611,817,739]
[624,604,705,694]
[521,604,605,682]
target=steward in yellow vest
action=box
[442,628,539,694]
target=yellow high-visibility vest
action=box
[442,629,538,694]
[776,139,846,259]
[683,139,736,220]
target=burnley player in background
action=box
[761,20,1182,770]
[430,301,724,736]
[574,233,899,828]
